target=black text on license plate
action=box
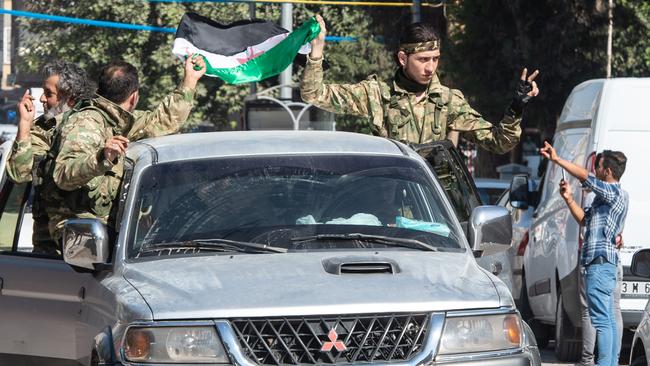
[622,281,650,295]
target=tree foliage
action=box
[17,1,650,166]
[18,1,394,130]
[442,0,649,175]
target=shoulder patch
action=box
[451,88,465,99]
[365,74,380,82]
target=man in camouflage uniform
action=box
[6,61,94,254]
[301,15,540,154]
[47,55,206,245]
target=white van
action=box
[521,77,650,361]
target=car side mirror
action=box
[62,219,110,271]
[631,249,650,278]
[469,206,512,257]
[509,174,529,210]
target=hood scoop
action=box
[322,256,400,275]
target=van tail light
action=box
[517,231,529,256]
[586,151,596,173]
[578,235,583,252]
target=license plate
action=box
[621,281,650,296]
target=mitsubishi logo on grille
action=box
[321,329,347,352]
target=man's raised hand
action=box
[16,90,35,141]
[559,179,573,202]
[103,135,129,164]
[539,141,558,162]
[520,68,540,98]
[182,53,207,90]
[511,68,540,114]
[310,14,327,60]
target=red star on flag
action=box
[237,47,265,64]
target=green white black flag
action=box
[173,13,320,84]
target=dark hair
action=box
[42,60,95,102]
[97,61,139,104]
[399,22,440,45]
[395,22,440,65]
[595,150,627,180]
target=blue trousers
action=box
[585,261,618,366]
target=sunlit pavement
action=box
[540,341,629,366]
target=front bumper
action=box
[117,309,542,366]
[434,346,541,365]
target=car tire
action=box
[518,274,550,349]
[554,292,581,361]
[518,273,534,320]
[631,355,647,366]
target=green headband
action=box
[399,40,440,54]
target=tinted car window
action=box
[128,155,464,258]
[477,187,508,205]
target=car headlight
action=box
[124,326,230,363]
[437,313,522,355]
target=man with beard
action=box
[301,16,540,153]
[6,60,94,255]
[49,55,205,243]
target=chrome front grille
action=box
[230,313,430,365]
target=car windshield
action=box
[127,155,464,258]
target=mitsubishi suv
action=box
[0,131,540,365]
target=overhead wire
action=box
[0,9,356,40]
[148,0,444,7]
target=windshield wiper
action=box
[290,233,439,252]
[141,238,287,254]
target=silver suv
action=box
[0,131,540,365]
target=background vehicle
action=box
[474,178,510,205]
[0,102,18,144]
[0,131,540,365]
[0,140,33,252]
[523,77,650,361]
[628,249,650,366]
[474,176,540,317]
[0,88,44,144]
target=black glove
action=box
[509,79,534,116]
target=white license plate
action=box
[621,281,650,296]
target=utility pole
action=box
[249,2,257,95]
[279,3,292,100]
[606,0,613,78]
[411,0,421,23]
[1,0,12,90]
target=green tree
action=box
[17,1,394,130]
[443,0,649,176]
[611,0,650,76]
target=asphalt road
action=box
[540,342,629,366]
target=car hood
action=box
[123,251,504,320]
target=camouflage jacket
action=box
[6,114,60,184]
[300,56,521,154]
[47,86,196,240]
[6,114,62,251]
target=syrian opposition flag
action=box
[173,13,320,84]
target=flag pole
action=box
[279,2,293,104]
[249,2,257,95]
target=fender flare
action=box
[93,326,117,366]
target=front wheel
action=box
[631,355,647,366]
[518,273,549,349]
[554,292,581,361]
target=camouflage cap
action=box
[399,40,440,54]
